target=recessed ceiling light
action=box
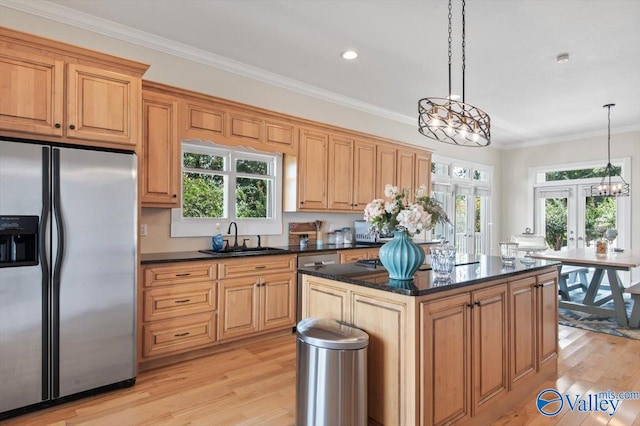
[556,53,570,64]
[341,50,358,60]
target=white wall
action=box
[1,6,501,254]
[500,130,639,251]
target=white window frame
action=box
[527,157,631,250]
[431,155,494,254]
[171,139,283,237]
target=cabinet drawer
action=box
[143,282,217,322]
[144,262,217,287]
[219,254,295,279]
[142,312,217,358]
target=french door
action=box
[432,190,489,255]
[534,184,621,250]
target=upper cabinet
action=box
[0,27,149,151]
[297,129,329,210]
[141,85,180,207]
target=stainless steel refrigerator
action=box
[0,139,137,419]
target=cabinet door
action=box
[264,119,297,155]
[143,282,216,322]
[181,100,225,141]
[415,151,431,192]
[339,248,369,263]
[352,292,408,426]
[353,140,376,210]
[421,293,472,426]
[66,63,140,146]
[218,277,260,341]
[141,91,180,206]
[472,284,508,414]
[0,50,64,136]
[376,145,397,199]
[509,276,537,388]
[260,272,296,331]
[327,135,354,210]
[537,272,558,366]
[298,129,328,209]
[142,312,217,358]
[303,278,349,322]
[396,149,415,195]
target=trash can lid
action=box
[296,318,369,350]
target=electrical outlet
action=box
[140,224,147,236]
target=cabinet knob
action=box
[173,194,177,198]
[301,201,305,205]
[54,123,61,129]
[474,301,481,307]
[466,303,473,308]
[69,124,76,130]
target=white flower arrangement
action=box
[364,184,450,237]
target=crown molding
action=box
[501,124,640,150]
[0,0,417,128]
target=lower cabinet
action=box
[140,261,218,361]
[301,266,558,426]
[218,255,296,342]
[421,284,508,425]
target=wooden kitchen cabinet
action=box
[327,135,354,210]
[218,255,296,341]
[0,28,147,150]
[509,272,558,389]
[421,284,508,425]
[327,137,377,211]
[396,149,415,195]
[140,261,218,361]
[415,151,432,191]
[376,144,397,199]
[141,87,180,207]
[297,129,329,210]
[338,247,379,263]
[0,50,64,136]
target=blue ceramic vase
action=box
[379,231,425,281]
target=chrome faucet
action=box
[227,221,238,248]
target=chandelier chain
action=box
[462,0,466,103]
[607,104,611,165]
[448,0,452,98]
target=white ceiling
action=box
[5,0,640,148]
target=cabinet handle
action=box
[69,124,76,130]
[174,332,190,337]
[174,299,191,304]
[474,301,481,307]
[173,194,177,198]
[301,201,305,205]
[54,123,61,129]
[175,273,191,277]
[466,303,473,308]
[254,265,267,269]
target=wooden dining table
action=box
[531,248,640,327]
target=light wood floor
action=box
[2,326,639,426]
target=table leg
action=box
[607,269,629,327]
[583,268,605,305]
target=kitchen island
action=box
[299,256,560,426]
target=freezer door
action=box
[54,147,137,398]
[0,141,46,412]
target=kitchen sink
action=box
[199,247,286,257]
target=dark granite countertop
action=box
[298,255,560,297]
[141,241,439,264]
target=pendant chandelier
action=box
[418,0,490,147]
[590,104,630,197]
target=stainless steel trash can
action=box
[296,318,369,426]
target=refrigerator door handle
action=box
[40,147,51,402]
[51,148,65,398]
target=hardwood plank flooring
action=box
[2,326,639,426]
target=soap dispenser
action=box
[211,223,224,251]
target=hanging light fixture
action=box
[418,0,490,147]
[590,104,630,197]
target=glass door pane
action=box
[455,194,468,254]
[579,191,617,249]
[544,197,568,250]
